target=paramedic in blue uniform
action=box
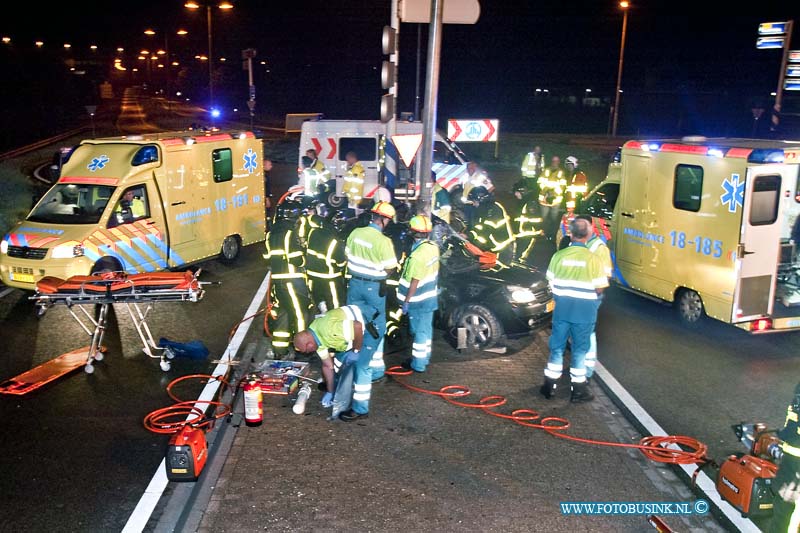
[341,201,398,421]
[540,217,608,403]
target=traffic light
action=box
[380,25,397,123]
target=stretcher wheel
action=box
[93,352,104,361]
[84,364,95,374]
[164,347,175,360]
[160,361,171,372]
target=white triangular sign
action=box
[392,134,423,167]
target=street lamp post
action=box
[144,28,188,112]
[185,1,233,109]
[610,0,630,137]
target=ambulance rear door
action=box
[733,164,790,320]
[616,155,650,268]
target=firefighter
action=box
[293,304,373,408]
[431,171,452,224]
[398,215,439,373]
[466,186,515,267]
[512,193,543,264]
[342,201,398,420]
[305,205,346,314]
[538,155,567,240]
[300,154,329,198]
[576,215,612,382]
[540,217,608,403]
[769,383,800,533]
[264,201,312,358]
[461,161,495,209]
[343,151,365,209]
[564,156,588,212]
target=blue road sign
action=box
[785,79,800,91]
[757,36,786,49]
[787,65,800,77]
[759,22,788,35]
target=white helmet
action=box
[565,156,578,167]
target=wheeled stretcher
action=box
[0,271,210,396]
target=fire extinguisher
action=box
[243,379,263,427]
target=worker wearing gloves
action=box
[398,215,439,373]
[769,383,800,533]
[343,151,365,209]
[576,215,613,382]
[305,206,346,314]
[541,217,608,403]
[293,304,373,408]
[264,201,312,359]
[466,186,515,267]
[342,201,398,420]
[563,156,588,212]
[538,156,567,240]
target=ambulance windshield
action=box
[27,183,116,225]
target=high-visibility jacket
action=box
[546,243,608,322]
[345,223,398,280]
[587,235,613,279]
[265,218,305,280]
[302,168,329,197]
[538,168,567,207]
[308,304,364,361]
[565,170,588,210]
[432,183,452,223]
[306,218,346,280]
[398,240,439,312]
[113,197,146,223]
[344,161,365,205]
[514,200,543,239]
[469,201,515,253]
[521,152,544,178]
[311,158,326,173]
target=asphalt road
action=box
[0,102,795,531]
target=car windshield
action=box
[27,183,116,224]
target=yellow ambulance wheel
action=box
[220,235,241,263]
[90,257,122,275]
[675,288,705,327]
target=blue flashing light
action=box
[641,143,660,152]
[748,148,785,164]
[707,148,724,158]
[210,108,221,118]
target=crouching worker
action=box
[293,304,380,422]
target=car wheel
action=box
[326,192,347,209]
[675,288,704,326]
[220,235,241,263]
[453,304,505,350]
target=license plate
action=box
[11,273,34,283]
[546,300,555,312]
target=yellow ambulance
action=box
[0,130,266,290]
[578,137,800,333]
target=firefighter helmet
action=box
[565,156,578,167]
[276,201,302,220]
[371,201,396,220]
[409,215,432,233]
[467,186,491,205]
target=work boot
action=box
[570,381,594,403]
[539,378,558,399]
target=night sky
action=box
[1,1,799,139]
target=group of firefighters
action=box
[263,147,800,530]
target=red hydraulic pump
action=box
[165,425,208,482]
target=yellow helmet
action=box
[409,214,432,233]
[371,201,396,220]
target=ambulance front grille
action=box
[12,266,34,275]
[7,246,48,260]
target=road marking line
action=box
[595,362,760,533]
[0,287,14,299]
[122,272,270,533]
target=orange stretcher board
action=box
[0,346,107,395]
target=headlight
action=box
[50,244,84,259]
[0,239,7,254]
[509,285,536,304]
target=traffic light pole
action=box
[417,0,444,215]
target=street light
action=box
[610,0,630,137]
[144,28,188,110]
[185,0,233,108]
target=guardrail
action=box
[0,126,90,162]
